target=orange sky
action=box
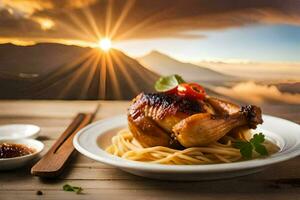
[0,0,300,63]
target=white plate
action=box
[73,115,300,180]
[0,124,40,140]
[0,139,44,170]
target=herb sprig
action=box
[154,74,185,92]
[63,184,83,194]
[234,133,268,159]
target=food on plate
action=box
[106,75,279,164]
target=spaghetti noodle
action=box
[106,129,279,165]
[106,129,249,164]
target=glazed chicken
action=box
[128,92,263,148]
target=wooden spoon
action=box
[31,113,93,177]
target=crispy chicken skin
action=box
[128,93,205,148]
[206,97,240,115]
[127,93,263,148]
[127,114,172,147]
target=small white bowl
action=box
[0,139,44,170]
[0,124,40,140]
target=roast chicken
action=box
[128,92,263,148]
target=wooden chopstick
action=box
[31,113,93,177]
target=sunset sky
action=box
[0,0,300,62]
[116,25,300,62]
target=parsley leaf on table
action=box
[63,184,83,194]
[234,133,269,159]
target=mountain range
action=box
[0,43,236,100]
[0,43,158,100]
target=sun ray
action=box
[66,11,98,41]
[115,6,176,41]
[110,52,139,94]
[58,51,97,98]
[82,5,102,39]
[105,52,121,99]
[80,50,102,98]
[55,20,93,42]
[109,0,136,39]
[99,51,107,99]
[105,0,113,37]
[28,49,95,97]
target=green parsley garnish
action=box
[63,184,83,194]
[154,74,186,92]
[234,133,268,159]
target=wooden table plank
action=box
[0,157,299,183]
[0,100,299,200]
[0,100,98,118]
[1,189,299,200]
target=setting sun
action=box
[98,38,112,51]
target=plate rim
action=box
[73,114,300,173]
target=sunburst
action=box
[42,0,161,99]
[98,38,112,52]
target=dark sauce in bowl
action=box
[0,143,35,159]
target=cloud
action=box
[214,82,300,105]
[0,0,96,15]
[196,61,300,81]
[0,0,300,42]
[0,0,52,16]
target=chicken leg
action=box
[173,105,263,147]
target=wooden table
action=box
[0,100,299,200]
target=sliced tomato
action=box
[177,83,206,100]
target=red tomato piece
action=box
[177,83,206,100]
